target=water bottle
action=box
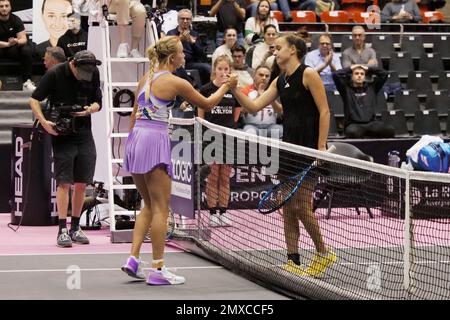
[388,150,401,168]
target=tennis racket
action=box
[258,146,336,215]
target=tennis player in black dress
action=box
[230,34,336,277]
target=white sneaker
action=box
[23,79,36,92]
[116,43,129,58]
[129,49,143,58]
[220,213,232,227]
[146,266,185,285]
[210,213,221,227]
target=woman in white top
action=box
[211,27,238,66]
[244,0,279,47]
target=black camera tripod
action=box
[81,181,105,230]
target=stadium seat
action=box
[425,89,450,116]
[328,110,340,137]
[432,35,450,61]
[186,69,202,89]
[401,35,425,60]
[352,11,381,26]
[326,90,344,117]
[320,11,351,24]
[316,142,375,219]
[418,52,444,78]
[437,71,450,90]
[310,34,320,51]
[291,10,316,23]
[389,51,414,79]
[422,11,444,23]
[270,10,284,22]
[371,34,394,61]
[394,90,420,116]
[413,110,442,136]
[406,71,433,97]
[381,110,410,137]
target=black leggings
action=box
[345,121,395,139]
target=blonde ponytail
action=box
[145,45,158,101]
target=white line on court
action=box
[0,266,224,273]
[0,251,182,257]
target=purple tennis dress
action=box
[124,71,175,176]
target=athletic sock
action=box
[58,219,67,235]
[71,216,80,231]
[287,253,301,265]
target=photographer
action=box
[29,50,102,248]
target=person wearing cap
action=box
[56,12,88,58]
[29,50,102,248]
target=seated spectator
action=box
[341,26,378,68]
[210,0,246,47]
[44,46,66,70]
[289,0,318,12]
[0,0,35,91]
[304,34,342,92]
[166,9,211,85]
[332,65,395,139]
[109,0,147,58]
[212,27,238,66]
[57,12,87,58]
[247,0,293,22]
[295,27,311,46]
[241,65,283,139]
[381,0,422,23]
[247,24,278,70]
[231,45,254,88]
[244,0,279,47]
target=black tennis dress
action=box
[276,64,321,176]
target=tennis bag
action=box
[413,142,450,173]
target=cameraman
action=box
[29,50,102,248]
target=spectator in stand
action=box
[247,0,293,22]
[295,27,312,46]
[166,9,211,85]
[288,0,318,12]
[244,0,279,47]
[44,46,66,70]
[109,0,147,58]
[231,45,254,88]
[332,64,395,138]
[210,0,246,47]
[0,0,35,91]
[304,33,342,92]
[381,0,422,23]
[241,65,283,139]
[212,26,238,66]
[247,24,278,70]
[341,26,377,68]
[57,12,87,58]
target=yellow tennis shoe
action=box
[304,249,337,277]
[283,260,306,276]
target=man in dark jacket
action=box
[333,65,395,138]
[57,12,87,58]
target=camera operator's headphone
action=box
[113,89,135,117]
